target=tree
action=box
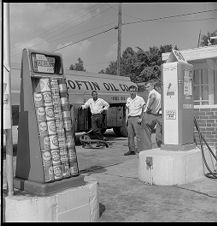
[69,57,86,71]
[130,44,176,83]
[99,61,117,75]
[120,47,137,77]
[200,30,217,46]
[99,44,178,83]
[98,47,137,76]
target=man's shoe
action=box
[124,151,135,156]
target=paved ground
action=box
[2,127,217,222]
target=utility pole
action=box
[117,3,122,76]
[3,2,14,196]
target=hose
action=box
[194,116,217,179]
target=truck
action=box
[10,67,136,137]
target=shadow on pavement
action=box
[80,165,107,176]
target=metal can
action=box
[42,91,52,106]
[52,95,61,105]
[59,147,68,156]
[53,103,62,112]
[67,147,77,162]
[62,110,71,119]
[69,161,79,176]
[36,106,46,122]
[53,105,63,119]
[50,79,59,89]
[45,106,55,121]
[52,159,62,167]
[41,151,52,166]
[40,78,51,92]
[47,120,57,135]
[53,164,63,180]
[56,119,64,132]
[58,134,66,148]
[60,154,69,162]
[59,92,68,98]
[59,83,67,93]
[65,132,74,148]
[60,97,69,105]
[49,134,59,149]
[50,149,61,162]
[62,162,71,178]
[61,103,70,111]
[64,119,72,131]
[38,121,48,136]
[51,88,59,96]
[39,135,50,151]
[34,92,44,108]
[43,165,54,183]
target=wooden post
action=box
[3,2,14,196]
[117,3,122,76]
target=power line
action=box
[11,5,114,57]
[43,5,112,42]
[52,21,116,40]
[54,8,217,51]
[11,7,217,58]
[44,6,114,43]
[107,3,217,24]
[32,4,99,41]
[10,4,105,54]
[54,26,116,51]
[124,16,217,24]
[122,8,217,26]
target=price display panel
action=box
[31,52,63,75]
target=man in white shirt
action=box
[124,85,149,156]
[142,81,162,148]
[81,90,109,140]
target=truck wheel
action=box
[113,126,128,137]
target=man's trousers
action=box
[127,116,152,153]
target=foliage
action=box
[99,44,178,83]
[200,30,217,46]
[120,47,137,77]
[69,57,86,71]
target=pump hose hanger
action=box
[194,116,217,179]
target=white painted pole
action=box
[3,2,14,196]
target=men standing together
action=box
[79,81,162,153]
[124,82,162,156]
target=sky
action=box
[8,2,217,73]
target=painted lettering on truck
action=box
[67,79,129,92]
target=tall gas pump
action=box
[138,50,204,185]
[161,49,195,151]
[14,49,85,195]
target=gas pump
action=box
[14,48,85,195]
[161,49,195,151]
[138,50,204,185]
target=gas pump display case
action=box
[14,49,85,195]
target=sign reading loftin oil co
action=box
[67,78,130,92]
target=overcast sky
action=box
[9,2,217,73]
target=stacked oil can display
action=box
[33,77,79,182]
